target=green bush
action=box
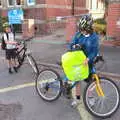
[93,18,106,35]
[94,18,106,24]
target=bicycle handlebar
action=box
[68,44,83,52]
[70,44,104,64]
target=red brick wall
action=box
[1,0,88,36]
[46,8,71,18]
[46,0,87,17]
[46,8,88,18]
[1,0,87,20]
[74,9,88,15]
[107,3,120,40]
[1,10,7,17]
[23,0,88,35]
[24,8,46,20]
[45,0,86,7]
[46,0,71,6]
[75,0,86,7]
[36,0,46,4]
[66,17,77,42]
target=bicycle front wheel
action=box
[16,54,25,68]
[84,77,120,118]
[26,54,39,75]
[35,69,62,102]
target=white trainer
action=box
[71,99,81,108]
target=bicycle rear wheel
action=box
[35,69,62,102]
[84,77,120,118]
[26,54,39,75]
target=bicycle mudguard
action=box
[61,51,89,81]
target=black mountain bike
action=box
[16,39,39,75]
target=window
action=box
[8,0,15,6]
[90,0,92,9]
[8,0,24,6]
[98,0,104,9]
[0,0,2,6]
[27,0,35,6]
[90,0,97,10]
[16,0,24,5]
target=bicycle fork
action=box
[93,74,105,97]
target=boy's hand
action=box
[73,44,81,49]
[84,58,89,66]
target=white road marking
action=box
[72,88,93,120]
[0,80,93,120]
[77,98,93,120]
[0,82,35,93]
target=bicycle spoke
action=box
[36,69,61,101]
[85,78,120,118]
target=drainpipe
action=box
[72,0,75,16]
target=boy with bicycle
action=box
[2,22,18,74]
[68,15,99,107]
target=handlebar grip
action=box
[70,44,82,51]
[94,55,104,64]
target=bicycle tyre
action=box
[26,54,39,75]
[83,77,120,118]
[35,69,62,102]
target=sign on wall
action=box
[8,9,24,24]
[27,0,35,6]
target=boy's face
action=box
[81,30,88,35]
[5,27,11,33]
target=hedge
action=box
[93,18,106,35]
[0,16,8,32]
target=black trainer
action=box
[9,68,13,74]
[13,67,18,73]
[63,82,72,99]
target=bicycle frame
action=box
[58,49,105,97]
[62,66,105,97]
[16,41,27,57]
[17,41,27,53]
[92,74,105,97]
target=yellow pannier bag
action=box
[61,51,89,81]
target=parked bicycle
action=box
[16,38,39,75]
[35,48,120,118]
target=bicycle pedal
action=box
[63,93,72,99]
[63,88,72,99]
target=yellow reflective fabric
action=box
[62,51,89,81]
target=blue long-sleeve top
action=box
[69,32,99,64]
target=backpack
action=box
[61,51,89,81]
[1,33,9,50]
